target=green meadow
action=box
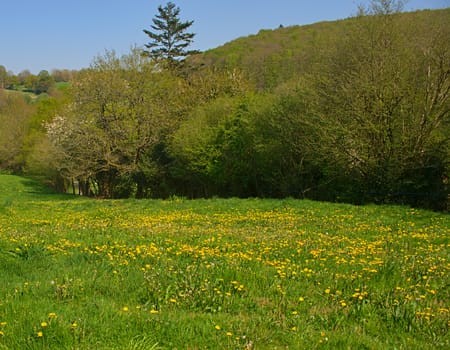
[0,174,448,349]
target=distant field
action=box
[0,175,448,349]
[2,82,68,101]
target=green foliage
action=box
[2,6,448,211]
[143,2,198,69]
[46,49,194,198]
[0,90,36,172]
[192,9,449,91]
[179,5,449,210]
[34,70,55,94]
[312,5,449,209]
[22,90,71,191]
[0,65,7,89]
[0,174,448,348]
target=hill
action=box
[190,8,450,89]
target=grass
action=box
[0,174,448,349]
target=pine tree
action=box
[143,2,198,68]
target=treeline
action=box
[0,6,448,210]
[0,67,76,95]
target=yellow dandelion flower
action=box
[298,297,305,302]
[122,306,129,312]
[41,321,48,328]
[215,325,221,330]
[0,330,4,336]
[37,331,43,338]
[48,313,57,319]
[150,309,159,314]
[169,298,177,303]
[226,332,233,336]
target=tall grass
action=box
[0,175,448,349]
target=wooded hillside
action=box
[192,9,449,90]
[1,6,448,210]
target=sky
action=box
[1,0,449,74]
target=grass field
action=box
[0,175,448,349]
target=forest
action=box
[0,3,449,210]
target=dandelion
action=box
[298,297,305,302]
[0,330,4,336]
[71,322,78,329]
[122,306,129,312]
[48,313,57,319]
[215,325,221,330]
[150,309,159,314]
[169,298,177,303]
[37,331,43,338]
[41,321,48,328]
[226,331,233,336]
[0,321,6,326]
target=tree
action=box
[0,66,7,89]
[0,90,35,171]
[143,2,198,68]
[18,70,32,85]
[315,0,449,208]
[33,70,55,94]
[51,69,75,82]
[6,71,18,89]
[47,49,190,198]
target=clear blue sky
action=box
[1,0,449,74]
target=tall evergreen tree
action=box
[143,2,198,68]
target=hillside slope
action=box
[190,8,450,89]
